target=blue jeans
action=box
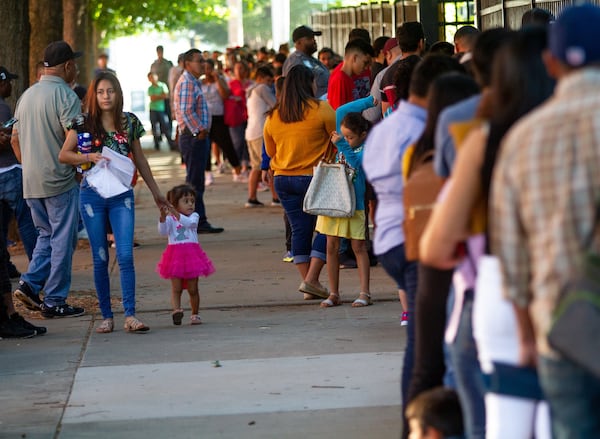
[448,290,486,439]
[80,182,136,318]
[444,285,457,388]
[538,355,600,438]
[377,243,418,406]
[22,186,79,306]
[179,133,209,226]
[274,175,326,263]
[0,167,38,259]
[229,123,249,164]
[149,110,173,148]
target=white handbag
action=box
[303,142,356,218]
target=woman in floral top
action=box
[59,72,170,334]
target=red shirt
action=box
[327,67,355,110]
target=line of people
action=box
[2,6,599,437]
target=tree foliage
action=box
[90,0,229,43]
[88,0,357,48]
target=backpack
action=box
[403,150,445,261]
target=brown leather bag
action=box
[403,150,445,261]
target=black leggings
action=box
[209,115,240,169]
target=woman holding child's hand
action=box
[59,71,168,335]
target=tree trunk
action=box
[29,0,63,86]
[0,0,29,107]
[63,0,92,86]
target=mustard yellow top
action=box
[451,118,487,235]
[402,144,415,182]
[263,100,336,176]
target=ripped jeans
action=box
[80,180,136,318]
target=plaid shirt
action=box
[173,70,210,135]
[490,68,600,355]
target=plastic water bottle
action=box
[77,132,92,171]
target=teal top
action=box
[333,96,375,211]
[148,81,168,112]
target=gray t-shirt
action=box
[14,75,80,198]
[282,51,330,99]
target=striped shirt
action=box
[173,70,210,135]
[490,68,600,356]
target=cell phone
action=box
[1,117,17,129]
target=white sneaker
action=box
[205,171,214,186]
[257,182,269,192]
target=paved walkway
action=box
[0,141,406,439]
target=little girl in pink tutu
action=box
[157,184,215,325]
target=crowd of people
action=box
[1,4,600,437]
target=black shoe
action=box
[0,318,36,338]
[14,281,42,311]
[41,303,85,319]
[10,313,47,335]
[244,199,264,208]
[197,224,224,234]
[8,263,21,279]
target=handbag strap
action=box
[322,140,338,164]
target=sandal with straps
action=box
[95,318,114,334]
[172,309,184,326]
[352,292,372,307]
[124,316,150,333]
[320,293,341,308]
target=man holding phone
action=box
[0,66,44,337]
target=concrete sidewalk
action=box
[0,145,406,439]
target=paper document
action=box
[85,147,136,198]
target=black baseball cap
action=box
[292,25,322,43]
[43,41,83,67]
[0,66,18,81]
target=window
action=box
[438,0,476,42]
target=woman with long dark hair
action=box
[264,65,336,299]
[59,72,169,334]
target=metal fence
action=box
[311,0,595,54]
[311,1,419,54]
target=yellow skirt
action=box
[315,210,366,240]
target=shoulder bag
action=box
[303,141,356,218]
[548,251,600,378]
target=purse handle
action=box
[321,139,338,164]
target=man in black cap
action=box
[11,41,86,319]
[0,66,44,338]
[283,25,329,99]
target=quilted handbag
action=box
[303,142,356,218]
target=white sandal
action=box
[320,293,341,308]
[124,316,150,333]
[352,292,372,307]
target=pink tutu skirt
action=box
[156,242,215,279]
